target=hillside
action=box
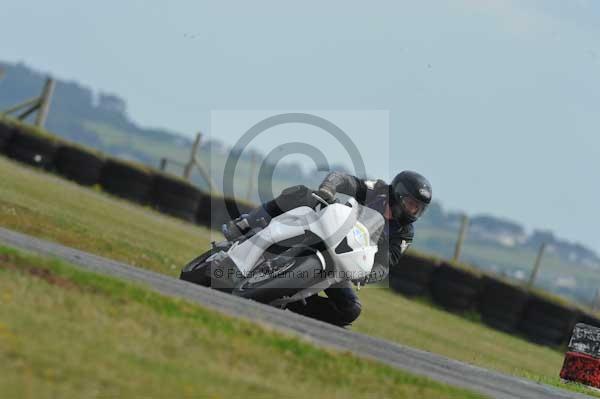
[1,60,599,305]
[0,61,319,195]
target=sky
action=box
[1,0,599,252]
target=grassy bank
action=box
[0,156,596,396]
[0,247,483,398]
[0,156,211,275]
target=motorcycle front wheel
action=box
[179,247,222,286]
[231,253,325,304]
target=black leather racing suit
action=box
[257,171,414,327]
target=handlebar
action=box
[311,192,332,207]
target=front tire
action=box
[232,253,325,304]
[179,248,221,286]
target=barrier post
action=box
[34,78,55,128]
[245,152,257,201]
[526,243,546,290]
[453,214,469,262]
[592,289,600,313]
[183,132,202,180]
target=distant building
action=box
[469,215,527,247]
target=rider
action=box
[223,170,433,327]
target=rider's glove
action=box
[316,186,336,203]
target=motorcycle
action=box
[179,193,384,307]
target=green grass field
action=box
[0,247,484,398]
[0,156,597,397]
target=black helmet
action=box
[390,171,432,224]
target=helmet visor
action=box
[395,195,428,220]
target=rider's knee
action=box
[338,300,362,326]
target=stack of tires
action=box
[577,313,600,329]
[195,192,214,227]
[55,145,105,186]
[99,158,154,204]
[431,262,482,311]
[6,127,59,170]
[389,252,438,297]
[518,294,580,346]
[0,122,16,153]
[196,195,255,229]
[150,173,202,222]
[479,276,529,332]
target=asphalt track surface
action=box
[0,226,593,399]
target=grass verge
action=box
[0,246,484,399]
[0,156,210,275]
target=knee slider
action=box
[340,301,362,324]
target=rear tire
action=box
[232,253,325,304]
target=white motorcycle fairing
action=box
[226,198,380,281]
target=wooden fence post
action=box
[194,160,216,194]
[1,76,55,124]
[34,77,55,128]
[246,152,257,201]
[527,243,546,290]
[2,97,40,117]
[592,289,600,313]
[453,214,469,262]
[183,132,202,180]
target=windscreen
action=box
[354,203,384,247]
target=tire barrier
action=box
[577,313,600,329]
[560,323,600,389]
[518,294,579,346]
[0,123,16,153]
[479,276,529,332]
[195,192,213,226]
[196,194,255,228]
[431,263,482,311]
[99,158,154,204]
[150,173,202,222]
[389,252,438,297]
[55,145,105,186]
[6,129,58,170]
